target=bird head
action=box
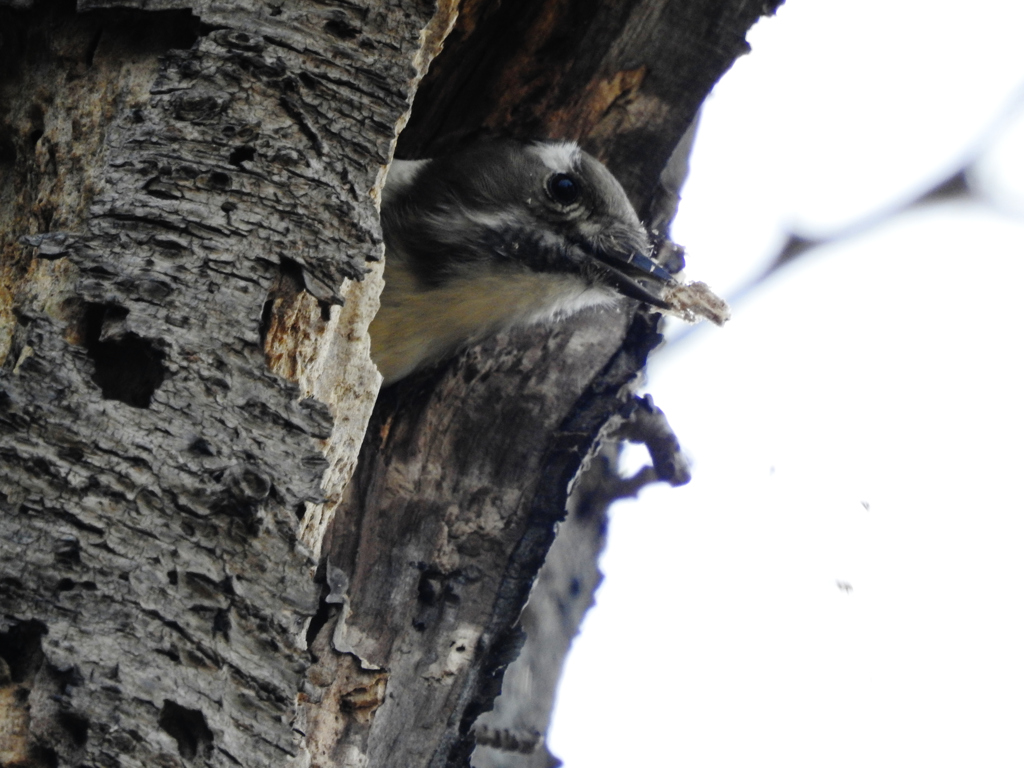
[381,140,675,310]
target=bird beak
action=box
[590,248,675,310]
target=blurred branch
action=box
[662,79,1024,352]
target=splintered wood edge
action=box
[661,279,731,326]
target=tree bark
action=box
[0,1,778,767]
[0,0,453,765]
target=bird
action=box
[369,139,678,384]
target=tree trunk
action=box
[0,1,777,767]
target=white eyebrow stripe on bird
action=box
[530,140,581,173]
[421,208,520,235]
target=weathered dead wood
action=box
[309,2,780,766]
[473,396,693,768]
[0,0,453,765]
[1,0,779,766]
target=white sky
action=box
[548,1,1024,766]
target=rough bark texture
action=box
[471,396,691,768]
[309,2,779,767]
[0,1,779,767]
[0,0,453,765]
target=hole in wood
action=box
[0,618,47,683]
[81,303,167,408]
[228,145,256,166]
[57,711,89,747]
[158,700,213,760]
[323,18,358,40]
[188,437,214,456]
[54,536,81,567]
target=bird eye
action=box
[547,173,580,205]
